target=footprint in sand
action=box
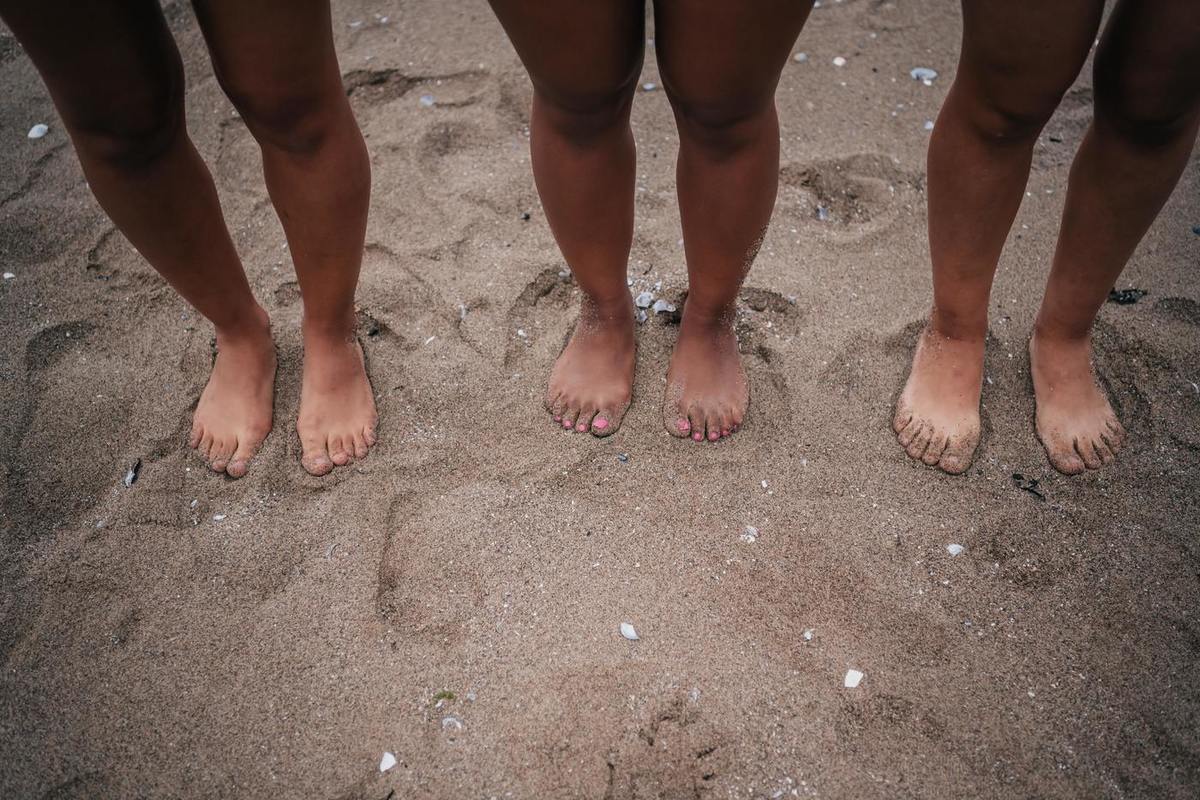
[777,154,922,243]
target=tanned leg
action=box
[893,0,1103,473]
[193,0,375,475]
[0,0,275,478]
[653,0,812,442]
[486,0,645,436]
[1031,0,1200,474]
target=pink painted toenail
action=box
[563,419,572,428]
[593,418,608,430]
[554,415,562,421]
[676,419,690,433]
[575,422,588,432]
[708,431,719,441]
[721,429,730,437]
[692,432,704,441]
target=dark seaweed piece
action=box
[1011,472,1045,501]
[519,211,531,221]
[1107,288,1147,305]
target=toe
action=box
[329,436,353,466]
[938,432,978,475]
[705,412,722,442]
[363,423,378,447]
[226,436,261,479]
[1102,420,1125,453]
[1095,438,1115,465]
[575,408,596,433]
[188,423,203,449]
[561,407,579,431]
[897,418,922,448]
[352,430,370,459]
[670,415,691,438]
[1044,435,1085,475]
[591,411,616,437]
[210,437,235,472]
[892,401,913,434]
[1075,437,1103,470]
[905,425,933,461]
[688,409,705,442]
[921,433,948,466]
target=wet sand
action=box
[2,1,1199,798]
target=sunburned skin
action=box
[547,297,636,437]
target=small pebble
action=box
[418,94,435,108]
[844,669,864,689]
[520,211,531,221]
[27,124,48,139]
[635,309,648,324]
[441,715,463,731]
[123,459,141,488]
[642,82,657,92]
[3,272,14,280]
[1191,224,1200,236]
[832,56,847,67]
[923,120,935,131]
[379,752,396,772]
[802,629,815,641]
[740,525,759,543]
[617,453,629,463]
[793,52,808,63]
[620,622,639,641]
[946,543,964,556]
[651,298,675,314]
[634,291,654,308]
[212,514,226,522]
[816,205,830,222]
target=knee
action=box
[534,79,638,145]
[220,76,341,156]
[1094,66,1200,149]
[665,88,774,157]
[67,61,185,171]
[958,84,1063,144]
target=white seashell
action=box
[642,82,657,92]
[844,669,864,688]
[442,715,463,731]
[635,309,648,324]
[379,751,396,772]
[740,525,759,543]
[910,67,938,84]
[620,622,639,640]
[634,291,654,308]
[802,628,815,641]
[27,124,48,139]
[793,52,808,63]
[832,56,847,67]
[923,120,935,131]
[651,298,675,314]
[212,514,226,522]
[946,543,964,556]
[3,272,14,279]
[418,94,435,107]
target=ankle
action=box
[1031,317,1091,346]
[680,299,737,330]
[214,304,272,345]
[580,292,634,322]
[927,306,986,342]
[302,310,358,345]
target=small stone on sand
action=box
[803,629,815,641]
[379,751,396,772]
[620,622,639,640]
[832,56,847,67]
[418,94,435,108]
[946,543,964,556]
[740,525,759,543]
[27,124,48,139]
[844,669,864,689]
[634,291,654,308]
[910,67,938,85]
[793,52,808,63]
[923,120,935,131]
[3,272,14,280]
[642,82,657,91]
[651,298,675,314]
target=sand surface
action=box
[2,1,1199,798]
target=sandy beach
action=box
[2,1,1199,797]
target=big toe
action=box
[1044,436,1085,475]
[937,431,978,475]
[301,441,334,476]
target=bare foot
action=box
[297,325,378,476]
[893,322,983,474]
[189,306,276,479]
[546,296,635,437]
[663,306,747,442]
[1029,329,1124,475]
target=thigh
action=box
[0,0,181,136]
[957,0,1104,120]
[487,0,646,108]
[652,0,813,115]
[191,0,343,109]
[1094,0,1200,128]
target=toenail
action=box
[554,415,562,421]
[708,431,719,441]
[575,422,588,432]
[593,418,608,430]
[676,419,690,433]
[562,419,572,428]
[692,432,704,441]
[721,429,730,436]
